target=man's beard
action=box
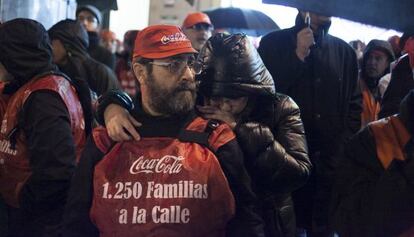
[146,74,197,116]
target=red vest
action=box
[0,74,86,207]
[369,115,411,169]
[90,117,236,237]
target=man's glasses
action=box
[149,56,198,74]
[187,23,214,32]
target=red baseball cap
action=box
[182,12,212,29]
[133,25,197,59]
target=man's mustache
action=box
[175,81,196,92]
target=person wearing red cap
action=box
[182,12,214,51]
[62,25,264,237]
[100,29,118,54]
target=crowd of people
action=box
[0,4,413,237]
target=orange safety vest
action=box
[369,115,411,169]
[90,117,236,237]
[0,74,86,207]
[360,79,381,128]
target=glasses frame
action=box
[148,57,198,74]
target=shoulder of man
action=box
[260,27,295,46]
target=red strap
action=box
[92,126,115,154]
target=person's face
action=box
[102,38,117,53]
[183,23,213,51]
[300,11,331,29]
[51,39,67,65]
[134,53,197,116]
[206,96,249,116]
[77,10,99,32]
[365,50,389,79]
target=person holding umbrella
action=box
[258,10,361,237]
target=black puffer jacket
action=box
[198,33,311,237]
[332,90,414,237]
[48,19,118,97]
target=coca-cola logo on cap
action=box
[160,32,188,45]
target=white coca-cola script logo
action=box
[160,32,188,45]
[129,155,184,174]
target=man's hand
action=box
[196,105,237,129]
[296,27,315,61]
[104,104,141,141]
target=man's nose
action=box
[79,20,88,27]
[180,65,195,82]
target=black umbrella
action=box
[262,0,413,32]
[204,7,279,36]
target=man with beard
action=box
[182,12,214,52]
[62,25,264,237]
[359,40,395,127]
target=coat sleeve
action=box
[95,63,119,96]
[61,136,104,237]
[258,31,308,95]
[20,91,76,218]
[85,60,119,97]
[343,48,362,139]
[235,96,311,194]
[215,139,265,237]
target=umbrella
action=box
[262,0,413,32]
[204,7,279,36]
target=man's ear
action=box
[133,63,145,84]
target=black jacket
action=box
[379,54,414,119]
[48,20,119,97]
[258,14,361,227]
[332,90,414,237]
[88,31,116,70]
[0,19,79,237]
[63,104,265,237]
[198,33,311,237]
